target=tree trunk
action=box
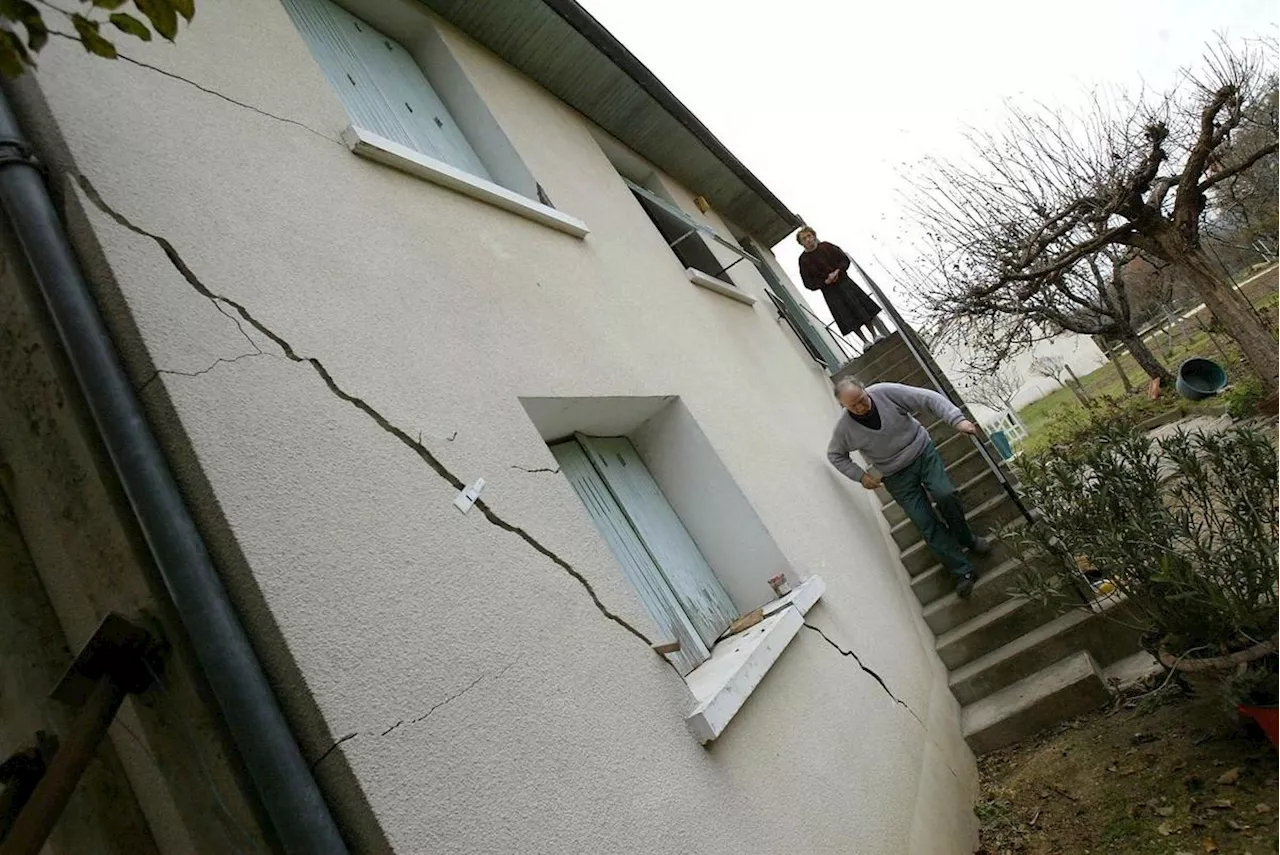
[1060,374,1089,406]
[1062,365,1091,403]
[1175,248,1279,391]
[1120,330,1174,386]
[1107,349,1135,393]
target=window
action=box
[281,0,588,236]
[623,180,750,284]
[550,435,739,676]
[282,0,491,178]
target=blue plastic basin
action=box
[1175,357,1228,400]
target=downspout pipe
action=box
[0,93,348,853]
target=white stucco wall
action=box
[5,1,978,851]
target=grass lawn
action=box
[1014,265,1279,457]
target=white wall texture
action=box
[4,1,979,851]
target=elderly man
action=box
[827,377,991,597]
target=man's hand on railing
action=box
[956,420,978,436]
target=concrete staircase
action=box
[836,332,1142,754]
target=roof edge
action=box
[538,0,803,242]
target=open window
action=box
[622,179,757,293]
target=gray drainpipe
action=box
[0,92,348,854]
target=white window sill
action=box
[686,268,757,306]
[684,575,825,743]
[340,125,590,239]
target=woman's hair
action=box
[796,226,816,243]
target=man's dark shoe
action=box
[968,536,993,556]
[955,572,977,599]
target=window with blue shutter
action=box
[550,436,739,674]
[280,0,492,181]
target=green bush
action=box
[1007,422,1278,658]
[1223,374,1266,420]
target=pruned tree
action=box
[1031,355,1091,405]
[962,365,1025,413]
[0,0,194,77]
[906,37,1278,399]
[1091,334,1136,394]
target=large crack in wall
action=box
[75,174,656,655]
[52,54,964,779]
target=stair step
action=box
[884,463,1003,528]
[898,494,1021,566]
[922,558,1024,634]
[909,523,1020,593]
[911,564,956,607]
[962,651,1111,754]
[847,338,912,379]
[948,597,1142,706]
[935,596,1057,670]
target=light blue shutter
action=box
[551,441,710,675]
[280,0,492,180]
[577,436,738,649]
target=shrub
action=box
[1223,374,1266,420]
[1007,422,1278,658]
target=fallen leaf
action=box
[1156,806,1176,817]
[1209,799,1233,810]
[1226,819,1248,831]
[1255,803,1270,814]
[1107,765,1118,773]
[1202,838,1218,853]
[1158,821,1175,836]
[1216,768,1241,785]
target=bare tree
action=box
[963,366,1025,413]
[1031,355,1091,405]
[1091,334,1136,393]
[906,38,1278,398]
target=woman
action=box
[796,227,890,346]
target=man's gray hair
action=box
[832,376,864,399]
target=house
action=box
[0,0,980,851]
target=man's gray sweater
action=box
[827,383,965,481]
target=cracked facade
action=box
[0,1,978,852]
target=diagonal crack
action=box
[802,622,920,723]
[310,661,520,769]
[76,173,655,651]
[137,351,273,393]
[511,465,559,474]
[115,54,341,144]
[309,732,357,773]
[804,622,966,782]
[47,30,339,144]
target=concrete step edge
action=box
[934,595,1031,651]
[962,651,1109,754]
[921,558,1024,621]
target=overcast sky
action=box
[579,0,1277,323]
